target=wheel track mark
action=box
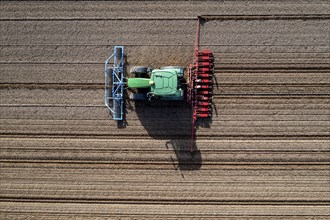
[1,14,329,21]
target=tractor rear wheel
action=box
[160,66,184,70]
[160,66,185,77]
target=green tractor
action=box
[104,16,214,150]
[128,66,186,101]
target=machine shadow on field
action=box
[133,101,202,171]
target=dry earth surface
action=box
[1,1,330,219]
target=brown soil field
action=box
[1,1,329,219]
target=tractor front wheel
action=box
[130,66,148,74]
[129,66,149,78]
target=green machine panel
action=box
[150,70,178,96]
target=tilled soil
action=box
[1,1,329,219]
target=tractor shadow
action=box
[133,101,202,171]
[165,139,202,171]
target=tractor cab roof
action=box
[150,70,177,96]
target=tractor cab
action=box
[128,66,185,101]
[150,70,177,96]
